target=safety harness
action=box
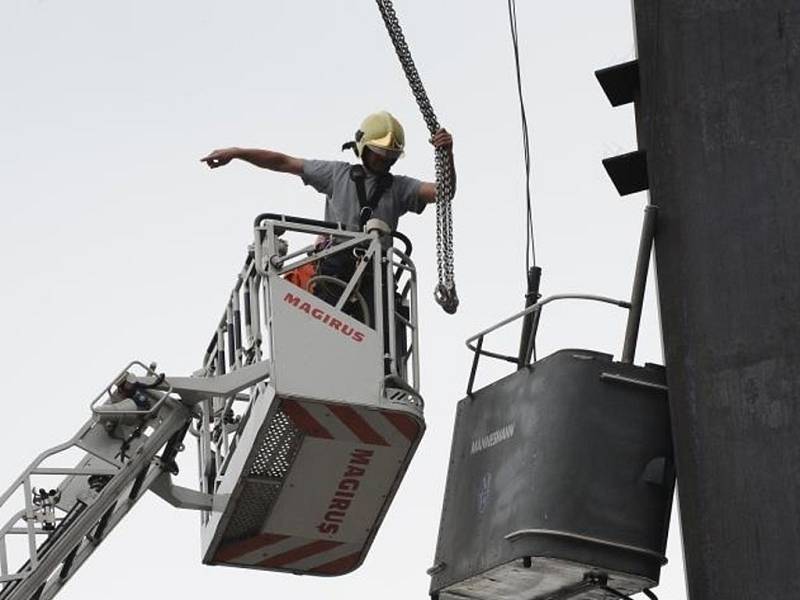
[349,164,394,229]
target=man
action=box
[200,111,455,231]
[201,110,454,326]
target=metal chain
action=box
[375,0,459,314]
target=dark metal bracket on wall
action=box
[603,150,650,196]
[595,60,650,197]
[596,60,640,107]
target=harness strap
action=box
[349,165,394,228]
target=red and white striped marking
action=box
[282,398,420,448]
[212,399,423,576]
[214,534,364,575]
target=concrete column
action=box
[633,2,800,598]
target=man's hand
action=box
[201,148,241,169]
[419,128,457,204]
[429,128,453,152]
[200,147,304,175]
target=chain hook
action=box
[435,283,459,315]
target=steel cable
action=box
[508,0,537,273]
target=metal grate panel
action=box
[248,410,303,479]
[222,408,304,543]
[223,480,282,542]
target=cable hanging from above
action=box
[508,0,537,274]
[508,0,543,366]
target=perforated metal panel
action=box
[248,410,303,480]
[221,409,304,543]
[223,481,283,542]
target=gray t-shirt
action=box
[301,159,426,231]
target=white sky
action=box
[0,1,687,599]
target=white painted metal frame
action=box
[0,213,423,600]
[0,368,190,600]
[195,215,421,526]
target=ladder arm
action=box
[0,359,271,600]
[0,400,191,600]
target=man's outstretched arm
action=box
[201,147,304,175]
[419,129,456,204]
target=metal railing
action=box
[464,294,632,395]
[0,367,189,600]
[385,245,421,393]
[253,213,421,390]
[195,214,422,514]
[90,361,172,417]
[464,205,658,396]
[195,251,266,513]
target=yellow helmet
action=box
[354,111,405,159]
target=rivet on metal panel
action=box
[585,571,608,586]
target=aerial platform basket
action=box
[430,346,673,600]
[197,214,425,576]
[430,207,674,600]
[0,214,423,600]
